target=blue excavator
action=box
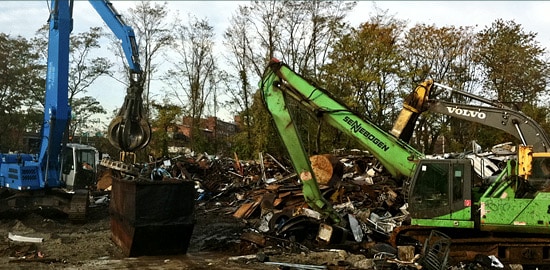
[0,0,151,221]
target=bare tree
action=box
[221,0,355,157]
[163,14,217,151]
[112,1,175,116]
[246,0,285,77]
[223,6,254,141]
[400,24,477,153]
[67,27,111,137]
[244,0,355,77]
[277,1,355,77]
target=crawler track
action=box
[67,189,90,222]
[392,226,550,266]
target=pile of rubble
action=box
[98,149,521,270]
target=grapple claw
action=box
[108,116,151,152]
[107,81,151,152]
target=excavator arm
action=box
[392,80,550,152]
[88,0,151,152]
[36,0,150,188]
[390,80,434,143]
[260,59,424,222]
[426,100,550,152]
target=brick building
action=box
[178,116,239,141]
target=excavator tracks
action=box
[393,226,550,266]
[67,190,89,223]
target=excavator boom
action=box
[392,79,550,152]
[89,0,151,152]
[260,59,550,266]
[260,59,423,221]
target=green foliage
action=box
[190,126,212,154]
[34,26,111,138]
[474,19,549,105]
[231,130,255,159]
[471,19,550,147]
[70,96,106,138]
[400,24,478,153]
[149,101,182,157]
[320,17,405,131]
[230,91,285,159]
[0,34,44,151]
[4,3,550,163]
[233,10,550,159]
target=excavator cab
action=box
[529,157,550,190]
[518,146,550,195]
[61,143,99,190]
[408,159,475,228]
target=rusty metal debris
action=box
[264,261,328,269]
[96,149,536,268]
[98,155,198,257]
[418,230,451,270]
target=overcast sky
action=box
[1,1,549,125]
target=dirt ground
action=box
[0,195,532,270]
[0,198,276,270]
[0,197,382,270]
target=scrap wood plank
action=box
[240,231,266,247]
[245,196,263,218]
[273,198,283,207]
[266,184,281,191]
[261,193,276,211]
[251,189,268,196]
[278,191,292,198]
[272,191,292,207]
[96,169,113,190]
[233,202,254,218]
[233,196,263,219]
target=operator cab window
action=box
[62,148,74,174]
[77,149,96,171]
[411,162,449,211]
[529,157,550,192]
[452,164,464,202]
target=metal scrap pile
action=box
[99,149,520,269]
[228,152,409,243]
[148,151,426,268]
